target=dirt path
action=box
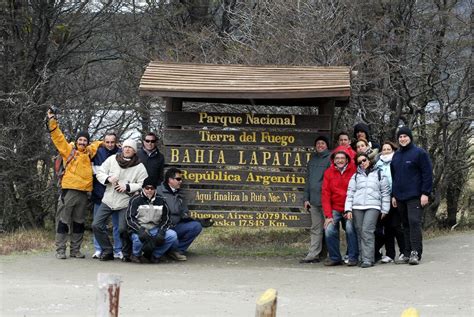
[1,232,473,316]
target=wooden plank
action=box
[183,189,303,208]
[163,129,329,147]
[164,147,313,168]
[164,112,331,129]
[189,210,311,228]
[177,168,306,187]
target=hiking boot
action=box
[70,251,85,258]
[167,250,187,261]
[150,256,161,264]
[299,256,320,264]
[324,259,342,266]
[360,261,374,268]
[56,252,67,260]
[395,254,409,264]
[121,256,131,263]
[114,251,124,260]
[409,251,420,265]
[381,255,394,263]
[99,252,114,261]
[92,251,101,259]
[346,259,358,267]
[130,255,143,264]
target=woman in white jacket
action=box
[345,153,391,268]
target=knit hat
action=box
[397,126,413,141]
[122,139,137,152]
[142,177,155,189]
[315,135,330,147]
[75,131,90,143]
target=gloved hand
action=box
[155,231,166,246]
[138,227,151,243]
[199,217,214,228]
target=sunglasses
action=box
[144,139,156,143]
[173,177,183,182]
[357,158,368,165]
[144,185,155,190]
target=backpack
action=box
[53,147,76,187]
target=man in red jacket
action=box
[322,146,359,266]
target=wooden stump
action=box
[255,288,277,317]
[97,273,122,317]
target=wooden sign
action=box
[164,147,313,167]
[190,210,311,228]
[183,189,303,207]
[163,129,328,147]
[164,111,331,129]
[178,168,306,187]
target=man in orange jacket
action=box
[47,109,102,259]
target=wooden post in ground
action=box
[97,273,122,317]
[255,288,277,317]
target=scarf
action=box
[115,153,140,169]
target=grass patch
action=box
[189,227,309,257]
[0,229,55,255]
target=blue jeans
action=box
[131,228,177,258]
[172,220,202,252]
[93,203,122,254]
[325,210,359,262]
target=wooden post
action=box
[97,273,121,317]
[255,288,277,317]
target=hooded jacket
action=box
[303,149,331,207]
[391,142,433,201]
[126,190,171,233]
[375,153,394,190]
[345,165,391,214]
[352,123,380,150]
[321,146,357,217]
[48,118,102,192]
[156,183,190,226]
[96,154,148,210]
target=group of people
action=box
[302,123,433,267]
[47,110,202,263]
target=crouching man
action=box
[157,168,202,261]
[126,178,177,263]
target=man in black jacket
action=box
[157,167,202,261]
[137,132,165,188]
[126,178,177,263]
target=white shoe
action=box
[92,251,101,259]
[114,251,124,260]
[381,255,394,263]
[343,255,349,264]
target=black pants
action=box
[397,198,423,258]
[383,205,405,259]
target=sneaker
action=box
[56,252,66,260]
[360,261,373,268]
[92,251,101,259]
[99,252,114,261]
[299,257,320,264]
[70,251,85,258]
[408,251,420,265]
[121,256,131,263]
[396,254,409,264]
[167,250,187,261]
[113,251,124,260]
[381,255,394,263]
[343,255,349,264]
[324,259,342,266]
[150,256,161,264]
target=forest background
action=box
[0,0,472,233]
